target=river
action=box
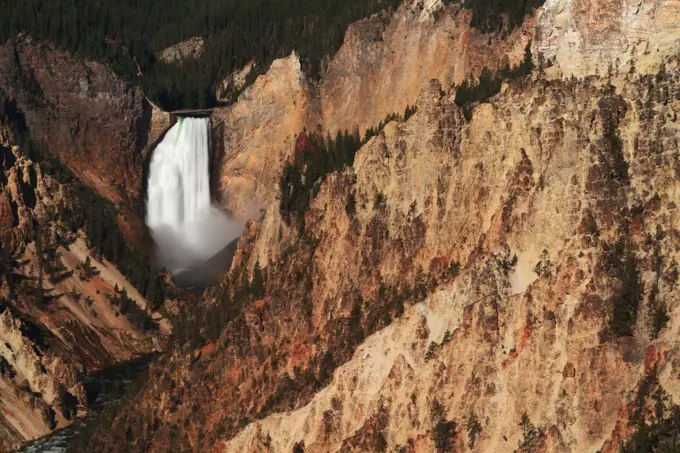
[18,355,154,453]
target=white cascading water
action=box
[146,117,241,275]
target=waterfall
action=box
[146,117,241,275]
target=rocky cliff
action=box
[215,0,680,228]
[81,0,680,451]
[0,36,170,213]
[536,0,680,78]
[319,0,525,136]
[222,68,680,451]
[214,53,321,225]
[21,0,680,452]
[214,0,529,226]
[0,89,170,452]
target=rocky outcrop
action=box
[158,37,205,65]
[0,122,169,452]
[0,190,15,237]
[213,53,321,224]
[536,0,680,77]
[0,36,170,209]
[216,61,257,102]
[319,0,527,136]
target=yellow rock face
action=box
[221,63,680,452]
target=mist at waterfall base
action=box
[146,117,242,288]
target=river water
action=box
[18,355,154,453]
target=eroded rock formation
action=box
[0,111,169,453]
[85,48,680,453]
[0,37,170,209]
[10,0,680,452]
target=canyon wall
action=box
[224,68,680,451]
[191,0,680,451]
[214,0,528,225]
[319,0,526,136]
[0,99,169,453]
[0,37,171,210]
[86,59,680,452]
[536,0,680,78]
[8,0,680,452]
[85,4,680,451]
[213,54,321,225]
[215,0,680,229]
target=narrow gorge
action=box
[1,0,680,452]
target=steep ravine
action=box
[82,54,680,453]
[74,0,680,452]
[0,29,181,451]
[4,0,680,452]
[0,111,169,452]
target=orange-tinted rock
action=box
[0,37,168,209]
[0,191,14,236]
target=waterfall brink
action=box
[146,117,241,277]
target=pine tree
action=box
[430,399,456,453]
[467,412,483,448]
[348,295,364,349]
[519,42,534,76]
[518,412,541,452]
[250,261,265,299]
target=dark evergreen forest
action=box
[280,129,362,232]
[445,0,545,33]
[0,0,544,111]
[0,0,401,110]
